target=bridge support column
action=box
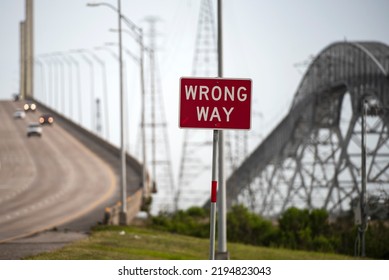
[25,0,34,99]
[19,21,26,100]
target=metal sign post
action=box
[360,99,368,257]
[216,0,228,260]
[209,130,219,260]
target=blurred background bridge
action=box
[228,42,389,217]
[1,0,389,247]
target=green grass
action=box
[26,225,356,260]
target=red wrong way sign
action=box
[179,77,252,129]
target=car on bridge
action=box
[39,114,54,125]
[24,102,36,112]
[13,109,26,119]
[27,123,42,137]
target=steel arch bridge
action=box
[227,41,389,216]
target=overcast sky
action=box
[1,0,389,209]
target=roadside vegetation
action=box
[27,205,388,260]
[27,225,354,260]
[151,205,389,259]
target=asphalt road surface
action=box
[0,100,118,257]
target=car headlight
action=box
[39,117,44,123]
[48,117,53,123]
[24,104,29,110]
[30,104,36,110]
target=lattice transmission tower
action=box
[176,0,256,210]
[176,0,219,210]
[143,17,176,213]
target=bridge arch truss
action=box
[227,41,389,216]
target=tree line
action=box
[150,204,389,259]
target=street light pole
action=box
[138,29,149,205]
[105,43,130,153]
[117,0,127,225]
[87,0,128,224]
[110,24,151,207]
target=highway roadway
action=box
[0,100,117,243]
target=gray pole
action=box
[25,0,34,99]
[209,129,219,260]
[118,0,127,225]
[121,47,133,153]
[101,59,109,140]
[146,18,158,198]
[360,99,368,257]
[20,21,26,100]
[109,27,149,207]
[139,30,150,203]
[216,0,228,260]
